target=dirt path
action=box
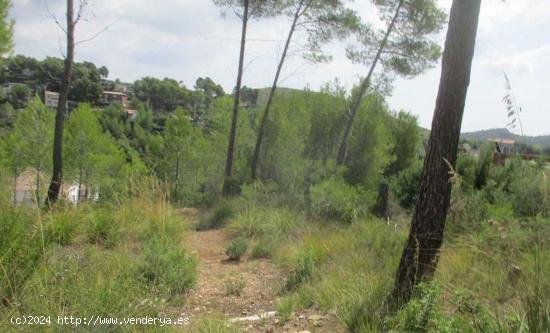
[179,208,345,333]
[184,228,285,317]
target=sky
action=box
[8,0,550,135]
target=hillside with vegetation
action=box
[1,1,549,333]
[462,128,550,152]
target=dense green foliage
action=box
[225,237,248,261]
[0,55,109,104]
[0,0,12,56]
[0,2,548,331]
[1,97,53,204]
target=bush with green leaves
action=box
[230,207,301,240]
[64,104,129,202]
[225,237,248,261]
[44,207,81,246]
[86,208,120,247]
[137,237,197,298]
[240,181,303,209]
[344,95,395,191]
[474,144,493,190]
[455,153,478,191]
[390,160,422,209]
[285,244,320,291]
[250,238,275,259]
[512,170,549,217]
[310,177,372,223]
[385,282,443,332]
[448,190,489,232]
[228,207,302,260]
[385,283,514,333]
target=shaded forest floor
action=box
[179,208,345,333]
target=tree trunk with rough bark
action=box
[335,0,403,167]
[389,0,481,309]
[250,0,304,180]
[223,0,249,196]
[46,0,75,207]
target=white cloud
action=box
[479,45,550,77]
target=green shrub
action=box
[230,209,265,239]
[44,208,80,246]
[223,275,245,296]
[474,144,493,190]
[512,171,549,217]
[225,237,248,261]
[285,245,320,290]
[488,157,523,194]
[448,191,489,232]
[230,207,301,240]
[196,201,234,231]
[138,238,197,298]
[385,282,446,333]
[448,289,505,332]
[119,188,187,244]
[276,297,295,323]
[385,283,502,332]
[390,160,422,209]
[240,181,304,209]
[240,181,281,207]
[0,208,43,303]
[456,153,477,191]
[486,202,514,221]
[250,239,275,259]
[87,209,120,247]
[310,177,372,223]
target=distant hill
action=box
[461,128,550,149]
[255,87,313,107]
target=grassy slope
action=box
[220,189,550,332]
[0,183,202,332]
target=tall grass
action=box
[228,207,303,259]
[0,178,196,331]
[196,200,235,231]
[268,205,550,333]
[0,206,43,306]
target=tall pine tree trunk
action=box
[223,0,249,196]
[250,0,304,180]
[389,0,481,308]
[46,0,75,207]
[335,0,403,166]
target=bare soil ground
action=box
[177,208,346,333]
